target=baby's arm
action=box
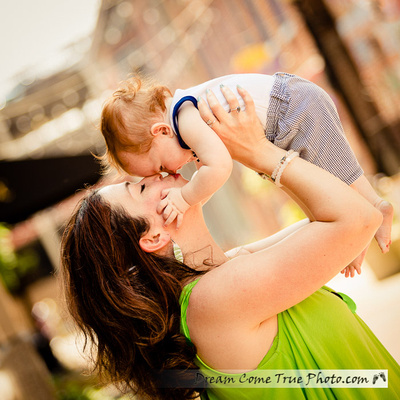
[178,103,233,204]
[158,102,233,227]
[225,219,310,258]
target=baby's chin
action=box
[169,173,188,186]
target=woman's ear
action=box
[139,231,170,253]
[150,122,174,137]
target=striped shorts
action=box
[265,72,363,185]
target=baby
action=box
[100,72,393,260]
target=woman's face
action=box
[98,173,190,228]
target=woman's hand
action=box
[197,86,267,171]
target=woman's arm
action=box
[195,86,382,326]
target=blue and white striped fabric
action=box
[265,72,363,185]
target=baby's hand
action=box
[157,187,190,228]
[340,265,361,278]
[340,246,368,278]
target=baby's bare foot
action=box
[374,199,394,253]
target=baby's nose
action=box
[145,173,163,182]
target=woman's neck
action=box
[173,214,228,272]
[184,236,227,272]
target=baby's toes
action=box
[374,200,394,253]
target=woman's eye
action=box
[140,184,145,193]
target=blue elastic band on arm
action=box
[172,95,198,149]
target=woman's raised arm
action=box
[196,86,382,324]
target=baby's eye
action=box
[140,184,145,193]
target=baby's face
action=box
[119,133,195,177]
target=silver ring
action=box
[228,106,241,113]
[206,119,216,126]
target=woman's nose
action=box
[145,173,163,182]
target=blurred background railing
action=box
[0,0,399,398]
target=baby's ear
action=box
[151,122,174,137]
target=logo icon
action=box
[372,372,386,385]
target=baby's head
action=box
[100,76,172,174]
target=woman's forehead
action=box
[99,182,135,204]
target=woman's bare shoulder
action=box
[187,258,258,323]
[186,263,278,371]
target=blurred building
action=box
[0,0,400,397]
[2,0,400,247]
[0,1,386,239]
[0,0,319,253]
[327,0,400,126]
[295,0,400,176]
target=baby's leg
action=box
[351,174,393,253]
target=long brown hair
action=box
[60,190,206,399]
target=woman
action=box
[61,87,400,399]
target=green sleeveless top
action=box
[180,279,400,399]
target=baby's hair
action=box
[99,75,172,174]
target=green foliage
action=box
[57,381,92,400]
[0,223,39,292]
[53,372,127,400]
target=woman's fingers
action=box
[198,84,266,165]
[204,89,228,122]
[237,85,256,114]
[197,96,218,125]
[220,85,241,113]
